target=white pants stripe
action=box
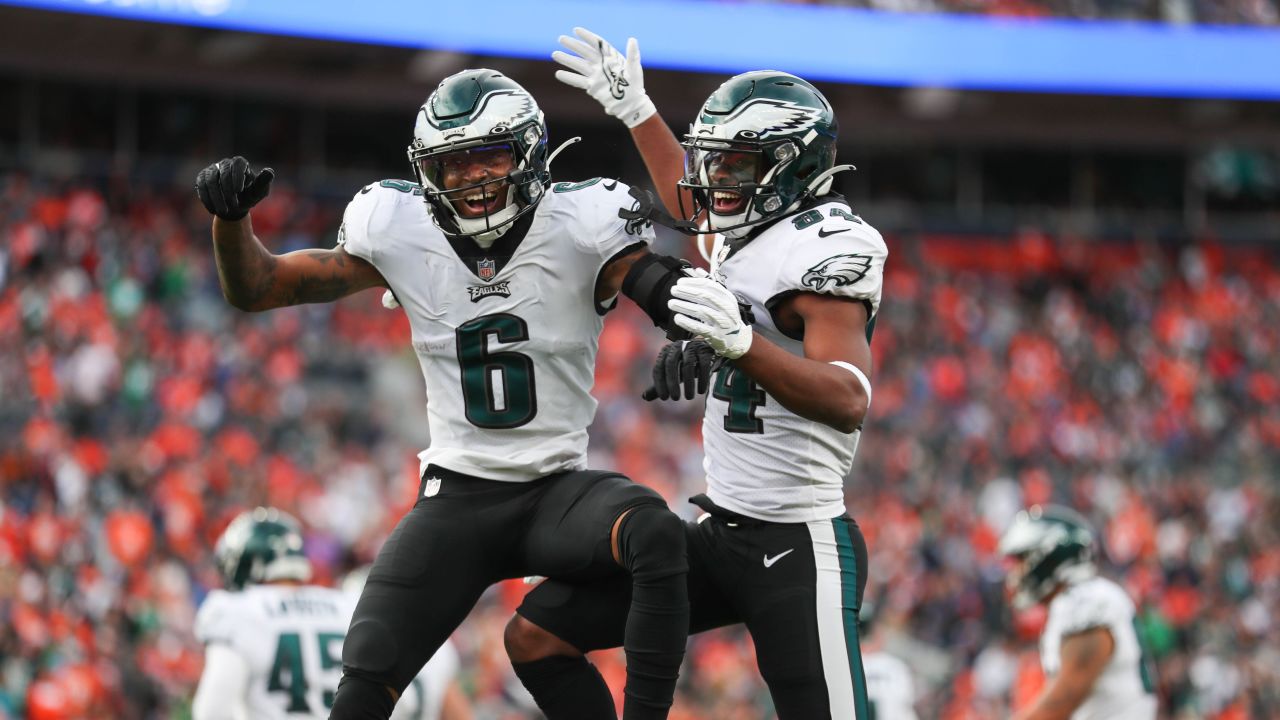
[808,519,859,718]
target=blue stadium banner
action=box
[3,0,1278,100]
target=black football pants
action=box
[519,496,872,719]
[331,465,677,717]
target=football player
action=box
[195,69,711,720]
[505,30,885,719]
[999,505,1158,720]
[859,604,921,720]
[192,508,471,720]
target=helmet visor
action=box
[685,146,763,216]
[417,143,516,218]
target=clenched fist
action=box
[195,156,274,221]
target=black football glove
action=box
[195,156,275,221]
[642,339,721,401]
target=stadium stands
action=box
[1,175,1275,718]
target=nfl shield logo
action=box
[423,477,442,498]
[478,258,496,281]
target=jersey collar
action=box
[442,205,537,282]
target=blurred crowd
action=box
[1,173,1277,719]
[768,0,1280,25]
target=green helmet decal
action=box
[999,505,1098,609]
[407,69,549,243]
[679,71,845,239]
[215,507,312,590]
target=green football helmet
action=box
[215,507,312,590]
[408,69,553,245]
[998,505,1098,610]
[679,70,851,239]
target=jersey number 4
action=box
[713,366,766,433]
[456,314,537,428]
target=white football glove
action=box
[552,27,656,129]
[668,276,753,360]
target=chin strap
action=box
[546,136,582,173]
[618,186,700,235]
[803,163,856,199]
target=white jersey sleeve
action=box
[1055,581,1125,636]
[192,643,251,720]
[335,179,419,266]
[768,206,887,321]
[551,178,654,281]
[194,589,238,647]
[336,182,396,265]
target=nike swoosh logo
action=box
[817,227,850,238]
[763,549,795,568]
[603,180,618,191]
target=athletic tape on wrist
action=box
[829,361,871,407]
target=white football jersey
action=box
[339,178,652,482]
[862,651,919,720]
[195,584,459,720]
[1041,577,1158,720]
[703,200,887,522]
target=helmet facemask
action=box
[679,138,796,239]
[409,122,547,247]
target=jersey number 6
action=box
[456,313,538,429]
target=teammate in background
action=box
[999,505,1158,720]
[192,507,472,720]
[195,69,706,720]
[859,604,921,720]
[505,30,885,719]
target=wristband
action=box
[829,361,871,407]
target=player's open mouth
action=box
[711,189,747,215]
[456,187,505,217]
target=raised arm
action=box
[197,157,387,312]
[628,114,685,217]
[553,28,687,217]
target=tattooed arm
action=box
[212,216,387,312]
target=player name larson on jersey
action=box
[337,178,652,482]
[704,199,887,523]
